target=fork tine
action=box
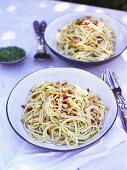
[101,69,114,90]
[109,69,119,89]
[101,71,104,80]
[101,70,106,81]
[103,70,108,84]
[105,69,115,90]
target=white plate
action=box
[44,12,127,64]
[6,67,117,151]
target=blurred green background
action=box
[60,0,127,11]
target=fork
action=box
[101,68,127,132]
[33,20,50,60]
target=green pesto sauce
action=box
[0,46,26,62]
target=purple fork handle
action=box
[33,20,41,36]
[40,21,47,37]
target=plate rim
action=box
[6,67,118,151]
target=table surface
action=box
[0,0,127,169]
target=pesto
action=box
[0,46,26,62]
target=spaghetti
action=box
[22,81,108,147]
[57,16,115,62]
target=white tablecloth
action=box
[0,0,127,169]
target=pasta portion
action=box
[57,16,115,62]
[22,81,108,147]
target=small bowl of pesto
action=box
[0,39,30,63]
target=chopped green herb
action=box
[0,46,26,62]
